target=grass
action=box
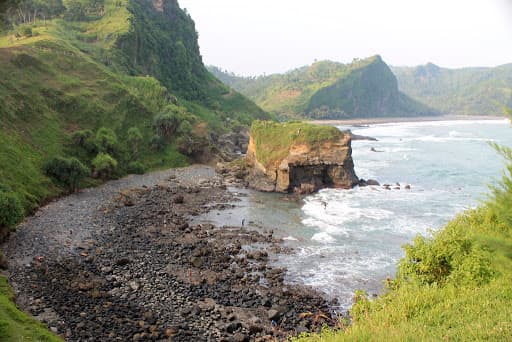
[0,275,62,341]
[250,120,344,169]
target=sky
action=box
[178,0,512,76]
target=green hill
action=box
[392,63,512,115]
[209,56,436,119]
[0,0,269,218]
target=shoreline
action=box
[310,114,508,126]
[3,166,336,341]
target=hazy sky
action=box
[179,0,512,76]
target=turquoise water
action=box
[199,119,512,309]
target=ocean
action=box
[197,119,512,309]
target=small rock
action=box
[129,281,140,291]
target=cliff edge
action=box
[245,121,359,193]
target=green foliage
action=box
[92,152,117,180]
[392,63,512,116]
[20,25,33,37]
[0,189,24,230]
[127,161,145,174]
[149,134,165,152]
[0,275,63,341]
[126,126,142,158]
[95,127,118,154]
[70,129,97,154]
[250,120,343,168]
[43,156,89,192]
[153,110,180,139]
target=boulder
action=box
[245,121,359,193]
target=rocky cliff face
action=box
[245,122,359,193]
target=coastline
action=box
[3,165,335,341]
[310,114,508,126]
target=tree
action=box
[126,127,143,159]
[92,152,118,180]
[95,127,118,154]
[43,156,89,193]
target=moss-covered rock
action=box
[245,121,359,193]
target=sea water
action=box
[198,119,512,309]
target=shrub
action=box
[43,156,90,193]
[153,112,179,139]
[149,134,165,152]
[127,127,143,158]
[71,129,97,154]
[0,191,24,230]
[92,153,118,180]
[95,127,118,154]
[127,161,145,175]
[21,26,33,37]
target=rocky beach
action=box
[3,166,337,341]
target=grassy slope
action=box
[209,57,434,119]
[392,63,512,116]
[0,275,62,341]
[296,146,512,341]
[0,0,268,212]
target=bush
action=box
[43,156,90,193]
[71,129,97,154]
[92,153,118,180]
[21,26,33,37]
[127,161,145,175]
[95,127,118,154]
[0,191,24,230]
[127,127,143,158]
[153,112,179,139]
[149,134,165,152]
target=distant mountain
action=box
[209,56,437,119]
[392,63,512,115]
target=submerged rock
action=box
[245,121,359,193]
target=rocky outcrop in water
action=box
[244,121,359,194]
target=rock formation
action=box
[244,121,359,193]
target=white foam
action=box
[283,235,298,241]
[311,232,336,244]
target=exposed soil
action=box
[3,166,339,341]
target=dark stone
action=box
[225,321,241,333]
[173,195,184,204]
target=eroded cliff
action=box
[245,121,359,193]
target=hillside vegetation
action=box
[0,0,270,233]
[392,63,512,115]
[209,56,436,119]
[295,139,512,341]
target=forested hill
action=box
[209,56,437,120]
[392,63,512,116]
[0,0,270,224]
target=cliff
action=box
[245,121,358,193]
[306,56,435,118]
